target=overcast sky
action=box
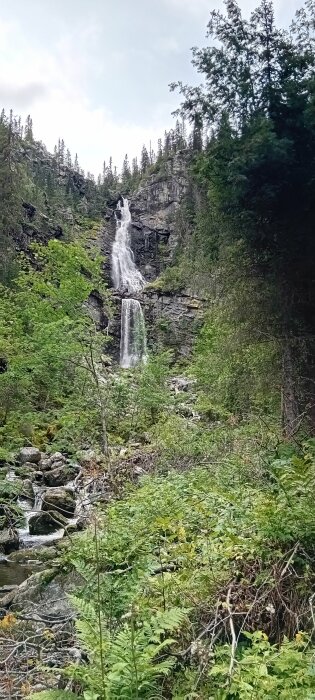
[0,0,302,175]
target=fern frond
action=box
[28,691,79,700]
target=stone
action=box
[39,457,54,471]
[29,511,68,536]
[0,529,19,554]
[33,471,44,482]
[42,464,80,488]
[64,516,85,535]
[42,488,76,517]
[1,569,57,609]
[78,449,101,467]
[18,447,41,464]
[21,479,35,502]
[49,452,66,463]
[8,546,58,563]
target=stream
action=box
[0,461,87,590]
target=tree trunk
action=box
[281,341,299,439]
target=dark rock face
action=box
[143,289,205,358]
[84,289,109,331]
[0,529,19,554]
[43,463,80,488]
[42,488,76,517]
[28,511,68,536]
[129,154,189,278]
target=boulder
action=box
[33,471,44,482]
[0,529,19,554]
[49,452,66,463]
[64,516,86,535]
[42,488,76,517]
[39,457,54,471]
[78,449,100,467]
[42,464,80,488]
[21,479,35,502]
[18,447,41,464]
[28,511,68,536]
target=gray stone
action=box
[49,452,66,463]
[0,529,19,554]
[21,479,35,502]
[18,447,41,464]
[42,488,76,517]
[39,457,54,470]
[29,511,68,536]
[43,464,80,488]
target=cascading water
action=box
[120,299,147,368]
[112,198,147,368]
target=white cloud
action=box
[0,18,174,175]
[164,0,210,16]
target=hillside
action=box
[0,1,315,698]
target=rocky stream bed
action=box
[0,447,97,698]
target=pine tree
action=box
[66,149,72,168]
[24,115,33,142]
[157,138,163,160]
[140,145,150,174]
[132,157,139,177]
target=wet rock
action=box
[8,546,58,563]
[18,447,41,464]
[33,470,44,482]
[21,478,35,502]
[43,463,80,488]
[1,568,57,609]
[29,511,68,536]
[65,516,85,535]
[0,529,19,554]
[42,488,76,517]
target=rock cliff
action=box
[103,152,205,360]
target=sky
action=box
[0,0,302,176]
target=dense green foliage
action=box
[30,442,315,698]
[173,0,315,435]
[0,240,109,455]
[0,2,315,698]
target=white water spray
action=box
[112,198,147,368]
[112,198,145,293]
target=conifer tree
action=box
[140,145,150,174]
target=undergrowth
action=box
[30,440,315,699]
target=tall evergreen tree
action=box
[173,0,315,433]
[140,145,150,174]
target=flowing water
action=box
[112,198,145,293]
[120,299,147,368]
[112,198,147,368]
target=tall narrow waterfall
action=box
[112,198,147,368]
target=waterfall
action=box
[112,198,147,368]
[120,299,147,368]
[112,198,145,293]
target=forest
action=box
[0,1,315,698]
